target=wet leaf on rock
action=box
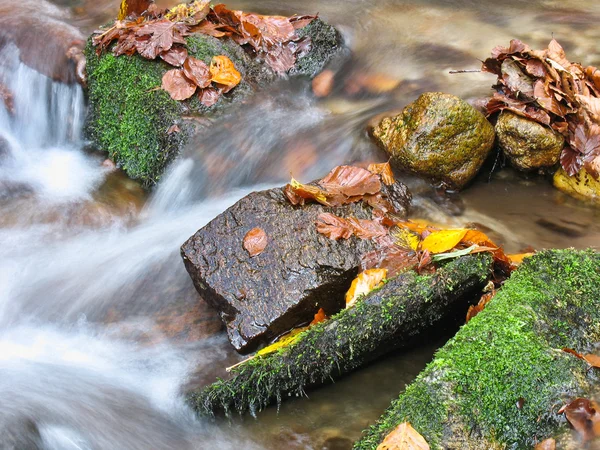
[159,46,189,66]
[135,19,186,60]
[198,87,221,107]
[183,56,211,88]
[209,55,241,92]
[243,227,268,257]
[368,162,396,185]
[118,0,153,20]
[559,398,600,442]
[377,422,430,450]
[421,229,468,254]
[316,213,388,241]
[161,69,197,100]
[318,165,382,197]
[562,348,600,369]
[310,308,328,325]
[534,438,555,450]
[345,268,387,308]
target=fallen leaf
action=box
[118,0,153,20]
[310,308,328,325]
[319,165,382,197]
[316,213,388,240]
[183,56,211,88]
[559,398,600,442]
[562,348,600,369]
[135,19,186,60]
[431,244,478,262]
[256,327,306,357]
[360,245,420,278]
[312,69,335,97]
[420,229,468,254]
[368,162,396,185]
[534,438,555,450]
[391,227,420,251]
[377,422,430,450]
[209,55,241,92]
[345,268,387,308]
[161,69,197,100]
[198,87,221,107]
[159,46,188,66]
[507,252,534,265]
[466,289,496,323]
[284,178,329,206]
[243,227,268,257]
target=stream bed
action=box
[1,0,599,448]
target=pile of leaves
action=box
[92,0,316,77]
[482,38,600,178]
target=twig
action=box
[449,69,482,74]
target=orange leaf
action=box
[563,348,600,369]
[243,227,268,257]
[466,289,496,323]
[318,165,381,197]
[284,178,329,206]
[345,268,387,308]
[534,438,555,450]
[420,229,468,254]
[377,422,430,450]
[310,308,328,325]
[209,55,241,93]
[507,253,535,265]
[368,162,396,185]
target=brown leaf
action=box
[312,69,335,98]
[560,145,582,176]
[562,348,600,369]
[547,38,572,70]
[368,162,395,185]
[209,55,241,93]
[243,227,268,257]
[310,308,328,325]
[559,398,600,442]
[534,438,555,450]
[161,69,197,100]
[289,14,317,30]
[319,165,382,197]
[361,245,419,278]
[525,59,547,78]
[160,46,188,67]
[316,213,354,240]
[198,87,221,107]
[118,0,153,20]
[183,56,211,88]
[377,422,430,450]
[284,178,330,206]
[0,82,14,115]
[135,19,186,60]
[501,59,534,97]
[466,290,496,323]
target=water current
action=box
[1,0,600,448]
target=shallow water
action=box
[1,0,599,448]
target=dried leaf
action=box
[165,0,210,22]
[368,162,396,185]
[377,422,430,450]
[319,165,382,197]
[361,245,419,278]
[547,39,571,71]
[466,289,496,323]
[310,308,328,325]
[135,19,186,60]
[534,438,555,450]
[559,398,600,442]
[562,348,600,369]
[561,145,583,176]
[316,213,388,240]
[161,69,197,100]
[284,178,329,206]
[118,0,153,20]
[501,59,534,97]
[209,55,241,92]
[183,56,211,88]
[243,227,268,257]
[420,229,468,254]
[345,268,387,308]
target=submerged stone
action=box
[553,167,600,205]
[355,249,600,450]
[181,180,411,353]
[496,111,564,171]
[84,18,343,187]
[371,92,495,190]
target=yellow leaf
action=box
[209,55,242,91]
[256,327,306,357]
[377,422,430,450]
[391,227,420,251]
[345,268,387,308]
[420,229,468,254]
[507,252,534,265]
[289,177,329,205]
[368,162,395,185]
[165,0,210,21]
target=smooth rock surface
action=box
[181,181,411,353]
[554,167,600,204]
[496,111,564,171]
[371,92,495,190]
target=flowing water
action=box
[1,0,600,448]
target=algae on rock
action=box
[554,168,600,205]
[354,249,600,450]
[187,254,492,417]
[84,19,343,187]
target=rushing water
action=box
[1,0,600,448]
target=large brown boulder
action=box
[181,180,411,353]
[372,92,495,190]
[495,111,564,171]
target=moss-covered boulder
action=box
[84,19,342,187]
[554,168,600,205]
[354,249,600,450]
[371,92,495,190]
[496,111,564,172]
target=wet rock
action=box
[496,111,564,171]
[85,18,344,187]
[0,0,85,84]
[321,436,353,450]
[181,180,411,353]
[371,92,495,190]
[553,167,600,205]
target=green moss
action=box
[187,255,492,417]
[355,249,600,449]
[290,18,344,77]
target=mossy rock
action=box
[354,249,600,450]
[554,167,600,205]
[496,111,564,172]
[84,19,342,187]
[371,92,495,190]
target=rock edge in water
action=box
[354,249,600,449]
[186,254,492,417]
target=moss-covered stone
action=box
[371,92,495,190]
[354,249,600,450]
[496,111,564,172]
[84,18,343,187]
[187,254,492,417]
[554,167,600,205]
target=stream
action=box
[1,0,600,449]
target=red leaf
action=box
[160,46,188,67]
[198,87,221,107]
[243,227,268,257]
[561,145,582,176]
[318,165,382,197]
[183,56,211,88]
[161,69,197,100]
